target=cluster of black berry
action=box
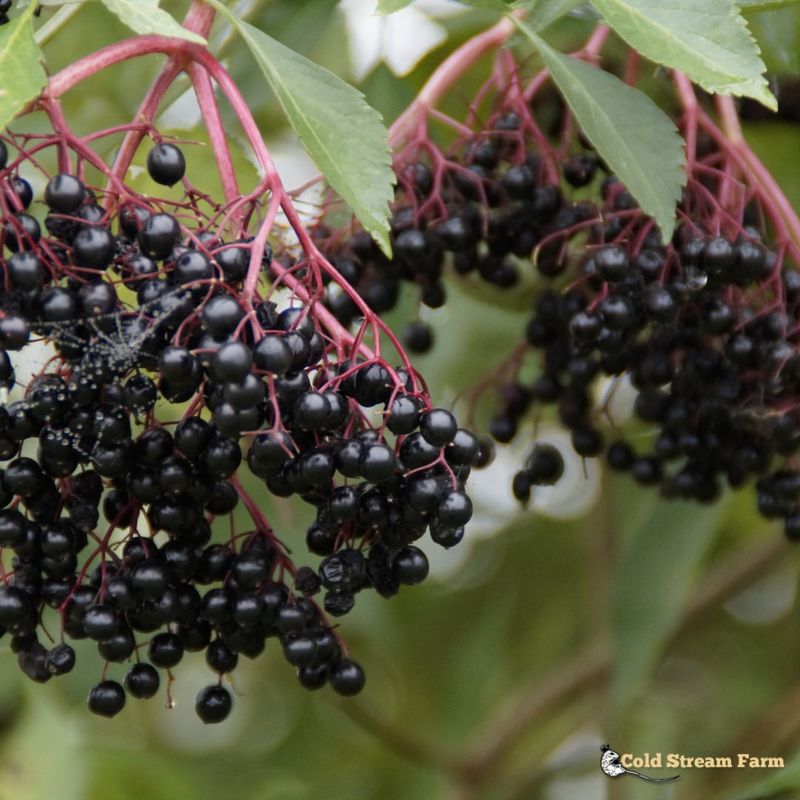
[0,1,12,26]
[315,94,800,537]
[314,110,597,355]
[0,132,478,721]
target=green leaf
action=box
[209,9,395,256]
[376,0,413,12]
[738,0,800,11]
[726,753,800,799]
[516,21,685,240]
[99,0,206,44]
[456,0,511,9]
[611,499,722,708]
[521,0,584,31]
[588,0,776,110]
[0,4,46,133]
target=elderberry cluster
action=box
[0,135,477,721]
[315,96,800,537]
[315,111,597,354]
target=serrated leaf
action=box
[0,5,46,133]
[376,0,413,12]
[738,0,800,11]
[517,22,685,240]
[214,13,394,255]
[589,0,776,109]
[99,0,206,44]
[611,499,722,708]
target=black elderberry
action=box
[527,445,564,485]
[147,142,186,186]
[212,341,252,383]
[44,173,85,213]
[392,546,429,585]
[437,490,472,526]
[195,684,232,723]
[45,643,76,676]
[4,213,41,251]
[8,252,44,290]
[72,226,115,270]
[403,321,434,353]
[359,443,398,482]
[329,659,365,696]
[594,245,629,282]
[148,632,184,668]
[419,408,457,447]
[88,680,126,718]
[125,663,160,699]
[139,213,180,260]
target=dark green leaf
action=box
[0,4,46,133]
[516,21,686,240]
[99,0,206,44]
[589,0,776,109]
[211,8,395,255]
[611,499,722,707]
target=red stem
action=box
[187,62,240,204]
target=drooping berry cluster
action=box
[0,128,478,721]
[313,56,800,537]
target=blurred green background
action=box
[3,2,800,799]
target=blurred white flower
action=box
[339,0,467,81]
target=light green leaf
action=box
[738,0,800,11]
[589,0,776,109]
[0,4,46,133]
[515,0,583,30]
[611,499,722,708]
[376,0,413,12]
[517,22,686,240]
[727,753,800,799]
[210,9,395,256]
[99,0,206,44]
[456,0,511,9]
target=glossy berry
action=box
[44,173,85,213]
[88,680,126,717]
[195,684,232,723]
[419,408,457,447]
[125,663,160,699]
[147,143,186,186]
[329,659,365,696]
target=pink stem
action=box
[107,1,216,192]
[389,16,516,147]
[187,62,240,204]
[715,95,800,254]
